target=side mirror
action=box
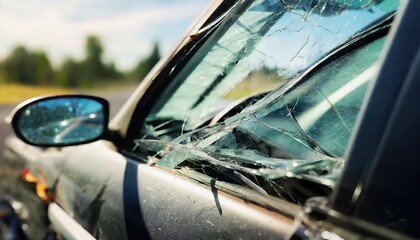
[9,95,109,147]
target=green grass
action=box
[0,83,73,105]
[223,72,285,100]
[0,82,138,105]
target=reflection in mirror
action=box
[16,97,106,146]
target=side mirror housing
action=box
[9,95,109,147]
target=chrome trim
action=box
[48,203,96,240]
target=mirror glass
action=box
[16,97,106,146]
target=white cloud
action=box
[0,0,210,70]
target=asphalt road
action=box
[0,87,135,158]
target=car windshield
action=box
[141,0,398,141]
[133,0,399,203]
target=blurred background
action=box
[0,0,211,151]
[0,0,211,103]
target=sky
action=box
[0,0,211,71]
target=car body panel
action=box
[3,0,419,239]
[6,137,298,239]
[136,164,298,239]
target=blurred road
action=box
[0,87,135,157]
[0,105,14,155]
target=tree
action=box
[0,46,53,85]
[130,42,161,81]
[56,58,83,87]
[79,35,123,86]
[82,35,106,82]
[0,34,124,88]
[1,46,32,84]
[33,52,54,85]
[104,62,122,80]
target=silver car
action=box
[2,0,419,239]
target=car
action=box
[1,0,419,239]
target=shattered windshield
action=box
[141,0,398,140]
[133,0,399,204]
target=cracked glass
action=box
[134,0,399,203]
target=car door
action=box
[10,0,403,239]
